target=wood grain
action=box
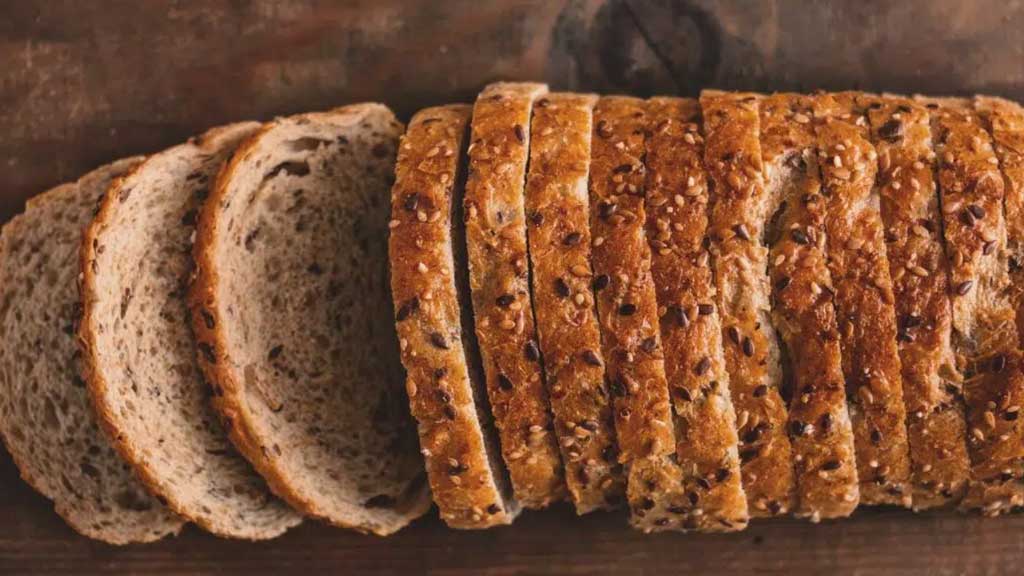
[4,0,1024,573]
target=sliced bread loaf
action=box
[919,96,1024,516]
[463,82,566,509]
[523,93,624,513]
[389,104,520,528]
[630,96,748,532]
[0,158,185,544]
[80,123,303,540]
[189,104,431,535]
[700,90,796,517]
[865,94,970,509]
[760,92,859,520]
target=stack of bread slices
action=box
[3,84,1024,544]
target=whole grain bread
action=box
[463,82,566,509]
[588,96,675,464]
[918,96,1024,516]
[522,93,624,513]
[0,158,185,544]
[700,90,796,517]
[189,104,431,535]
[629,96,747,532]
[865,94,970,509]
[80,123,303,540]
[811,92,913,507]
[389,104,519,528]
[760,92,860,520]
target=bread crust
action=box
[760,92,860,519]
[864,94,970,509]
[463,82,566,509]
[79,123,302,540]
[918,96,1024,515]
[523,92,624,513]
[588,96,676,463]
[628,97,747,532]
[190,103,434,534]
[700,90,796,517]
[812,92,913,507]
[386,104,522,528]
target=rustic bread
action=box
[588,96,675,464]
[864,94,970,509]
[189,104,431,534]
[522,92,623,513]
[760,92,860,519]
[699,90,796,517]
[463,82,565,509]
[811,92,913,507]
[628,96,747,532]
[918,96,1024,516]
[389,104,519,528]
[0,158,185,544]
[80,123,303,539]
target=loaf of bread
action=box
[190,104,431,534]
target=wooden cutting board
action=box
[2,1,1024,573]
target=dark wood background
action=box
[3,1,1024,573]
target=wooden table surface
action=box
[3,1,1024,573]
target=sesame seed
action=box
[563,231,582,246]
[499,319,516,330]
[582,350,603,366]
[619,303,638,316]
[429,332,449,349]
[741,337,754,357]
[417,262,429,273]
[525,341,540,362]
[514,124,525,143]
[955,280,974,296]
[571,264,590,277]
[694,356,712,376]
[555,278,571,298]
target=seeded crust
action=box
[463,82,565,509]
[700,90,796,517]
[863,94,970,510]
[811,92,913,507]
[0,158,185,544]
[628,97,748,533]
[588,96,676,465]
[760,92,860,519]
[917,96,1024,516]
[974,96,1024,365]
[390,104,519,528]
[523,93,624,513]
[80,123,303,539]
[190,104,432,535]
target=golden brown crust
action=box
[918,96,1024,515]
[864,94,970,509]
[628,96,747,532]
[523,92,624,513]
[760,92,860,519]
[588,96,675,462]
[700,90,796,517]
[812,92,913,507]
[387,104,520,527]
[463,82,566,509]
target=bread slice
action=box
[864,94,970,509]
[974,96,1024,375]
[917,96,1024,516]
[389,104,519,528]
[0,158,185,544]
[629,96,748,532]
[759,92,860,520]
[522,93,624,513]
[811,92,913,507]
[79,123,303,540]
[588,96,675,464]
[189,104,431,535]
[462,82,566,509]
[699,90,796,517]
